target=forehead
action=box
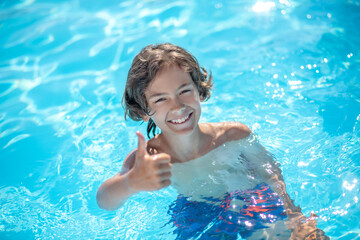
[146,65,194,93]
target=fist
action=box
[128,131,172,192]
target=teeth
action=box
[171,113,190,124]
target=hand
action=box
[287,213,329,240]
[127,131,172,192]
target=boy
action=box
[97,43,328,239]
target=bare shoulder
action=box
[203,122,251,144]
[218,122,251,141]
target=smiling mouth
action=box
[168,112,193,124]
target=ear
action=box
[142,115,150,122]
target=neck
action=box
[160,124,211,162]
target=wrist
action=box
[125,170,140,194]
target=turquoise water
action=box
[1,0,359,239]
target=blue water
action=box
[1,0,359,239]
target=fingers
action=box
[157,162,172,171]
[159,179,171,188]
[153,154,172,174]
[158,171,172,181]
[154,154,172,188]
[136,131,147,159]
[153,153,171,164]
[156,163,172,190]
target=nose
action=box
[170,97,185,114]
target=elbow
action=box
[96,187,121,211]
[96,187,109,210]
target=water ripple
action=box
[0,0,359,239]
[2,133,30,149]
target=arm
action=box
[96,132,172,210]
[96,151,137,211]
[244,137,329,239]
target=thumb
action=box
[136,131,148,159]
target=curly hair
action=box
[122,43,213,138]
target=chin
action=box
[173,127,196,136]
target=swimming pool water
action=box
[1,0,359,239]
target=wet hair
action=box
[122,43,213,138]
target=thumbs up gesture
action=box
[128,131,172,192]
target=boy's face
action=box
[144,65,202,136]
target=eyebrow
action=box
[148,83,192,99]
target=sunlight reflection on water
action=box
[0,0,359,239]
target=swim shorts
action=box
[168,183,287,239]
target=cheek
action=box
[149,105,167,118]
[187,91,201,103]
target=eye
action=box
[180,89,191,95]
[154,98,166,103]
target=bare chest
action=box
[170,139,262,200]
